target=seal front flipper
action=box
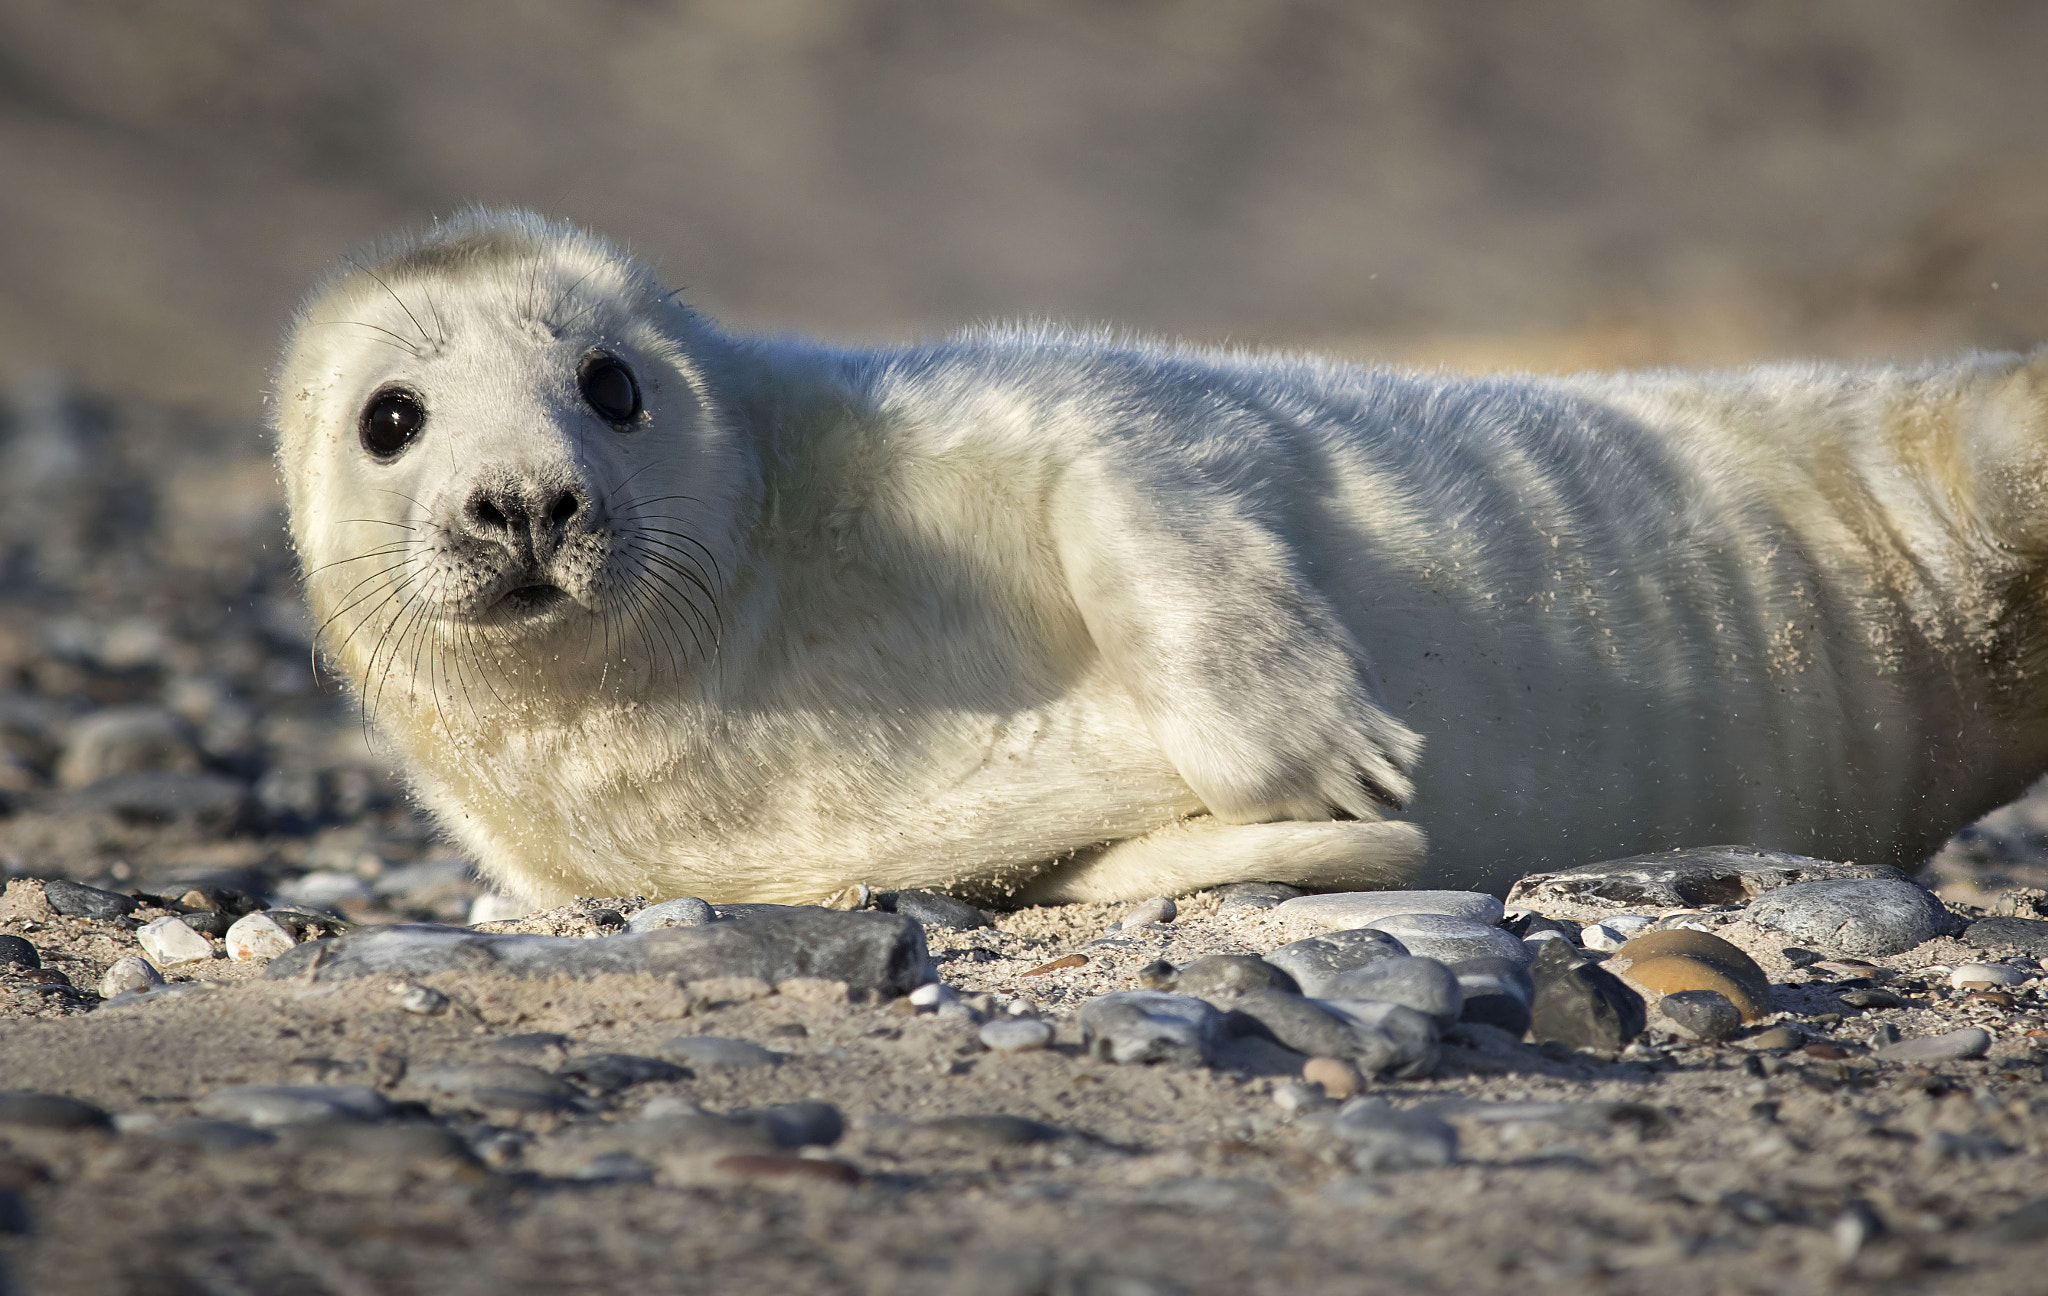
[1052,456,1422,825]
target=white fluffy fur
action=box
[273,210,2048,905]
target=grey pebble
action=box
[978,1018,1055,1053]
[39,878,138,921]
[1451,956,1535,1037]
[739,1100,844,1147]
[660,1036,784,1070]
[1274,889,1504,929]
[1119,895,1177,927]
[1320,955,1463,1027]
[0,1091,112,1130]
[557,1053,686,1094]
[877,888,990,930]
[1227,989,1375,1063]
[1365,913,1532,966]
[1873,1027,1992,1064]
[625,896,715,933]
[145,1119,278,1151]
[1264,928,1407,998]
[1525,939,1645,1053]
[1962,916,2048,957]
[197,1085,389,1126]
[1506,846,1905,912]
[1744,878,1954,958]
[487,1032,573,1060]
[0,935,39,971]
[912,1114,1063,1146]
[1319,999,1443,1079]
[1330,1098,1458,1172]
[1211,882,1305,912]
[1173,954,1300,998]
[1078,990,1224,1067]
[1657,989,1743,1042]
[409,1064,579,1112]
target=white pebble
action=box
[99,955,165,998]
[625,896,715,932]
[908,982,956,1008]
[397,983,451,1015]
[224,912,296,961]
[978,1018,1054,1053]
[137,915,216,968]
[1579,915,1651,951]
[1272,1082,1331,1114]
[1122,895,1177,927]
[1522,929,1568,945]
[1951,962,2028,990]
[276,871,375,907]
[467,893,532,925]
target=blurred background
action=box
[3,0,2048,919]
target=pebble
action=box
[224,912,296,961]
[660,1036,784,1070]
[1212,882,1305,912]
[624,896,715,932]
[146,1119,278,1151]
[197,1085,390,1126]
[1526,939,1646,1053]
[1120,895,1177,927]
[467,894,531,925]
[1172,954,1300,998]
[1951,962,2029,990]
[877,888,989,930]
[1579,915,1653,951]
[978,1018,1055,1053]
[1321,955,1463,1026]
[1744,878,1953,958]
[1078,990,1224,1067]
[397,983,450,1015]
[1330,1099,1457,1172]
[39,878,138,921]
[1302,1056,1364,1099]
[137,914,216,967]
[1364,913,1532,966]
[264,908,933,995]
[1743,1025,1804,1051]
[1873,1027,1993,1064]
[98,956,164,998]
[1263,928,1407,998]
[558,1053,686,1094]
[0,935,38,971]
[1606,928,1774,1021]
[277,871,376,908]
[1837,987,1904,1011]
[1228,989,1377,1062]
[1506,846,1905,913]
[0,1092,112,1130]
[742,1101,845,1148]
[1273,889,1504,930]
[1451,956,1535,1036]
[1272,1082,1333,1114]
[408,1064,580,1112]
[1022,954,1088,976]
[1962,916,2048,956]
[1656,989,1744,1042]
[911,1114,1062,1146]
[1318,1000,1442,1079]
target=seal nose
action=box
[463,482,587,564]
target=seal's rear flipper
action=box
[1011,818,1425,905]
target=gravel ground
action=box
[8,382,2048,1295]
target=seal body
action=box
[274,210,2048,904]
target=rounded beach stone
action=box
[979,1018,1055,1053]
[1656,989,1743,1042]
[1364,913,1531,966]
[1318,1000,1442,1079]
[1579,915,1653,952]
[1274,890,1504,930]
[224,912,296,961]
[1744,878,1952,958]
[0,1092,112,1130]
[1078,990,1224,1067]
[1606,928,1773,1021]
[1174,954,1300,998]
[1951,963,2028,990]
[1212,882,1304,912]
[40,878,137,921]
[1451,956,1535,1036]
[0,935,39,971]
[660,1036,784,1070]
[198,1085,389,1126]
[878,888,989,930]
[625,896,715,932]
[1302,1056,1363,1099]
[1526,940,1646,1053]
[137,914,216,967]
[1873,1027,1992,1064]
[1120,895,1177,927]
[98,956,164,998]
[1263,928,1407,998]
[1320,955,1463,1027]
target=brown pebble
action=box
[1967,991,2018,1009]
[1801,1043,1849,1060]
[1302,1056,1363,1099]
[1022,954,1088,977]
[1744,1025,1803,1051]
[713,1154,861,1185]
[2026,1029,2048,1039]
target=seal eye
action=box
[359,389,425,460]
[579,354,641,424]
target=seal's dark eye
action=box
[359,389,424,460]
[579,354,641,424]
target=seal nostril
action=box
[472,498,510,531]
[549,492,580,526]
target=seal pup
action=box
[275,209,2048,904]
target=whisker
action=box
[345,256,434,349]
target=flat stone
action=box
[1745,878,1954,957]
[625,897,715,932]
[1078,991,1224,1066]
[40,878,136,920]
[1211,882,1305,911]
[1119,895,1177,927]
[0,935,39,971]
[265,908,931,995]
[876,889,989,930]
[660,1036,783,1070]
[1951,963,2029,990]
[224,912,296,961]
[1320,956,1463,1026]
[197,1085,389,1126]
[1506,846,1905,916]
[1451,956,1535,1036]
[137,915,216,967]
[1526,939,1646,1053]
[146,1119,277,1151]
[1873,1027,1992,1064]
[0,1092,111,1130]
[1364,913,1531,967]
[1319,1000,1442,1079]
[1274,890,1504,930]
[557,1054,686,1094]
[488,1032,573,1060]
[1962,916,2048,956]
[1173,954,1300,998]
[97,956,163,998]
[1227,989,1373,1063]
[978,1018,1055,1053]
[1330,1099,1457,1171]
[1657,989,1743,1042]
[1606,928,1773,1021]
[409,1064,580,1112]
[1263,928,1407,997]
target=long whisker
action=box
[301,320,426,357]
[345,256,434,349]
[628,526,726,584]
